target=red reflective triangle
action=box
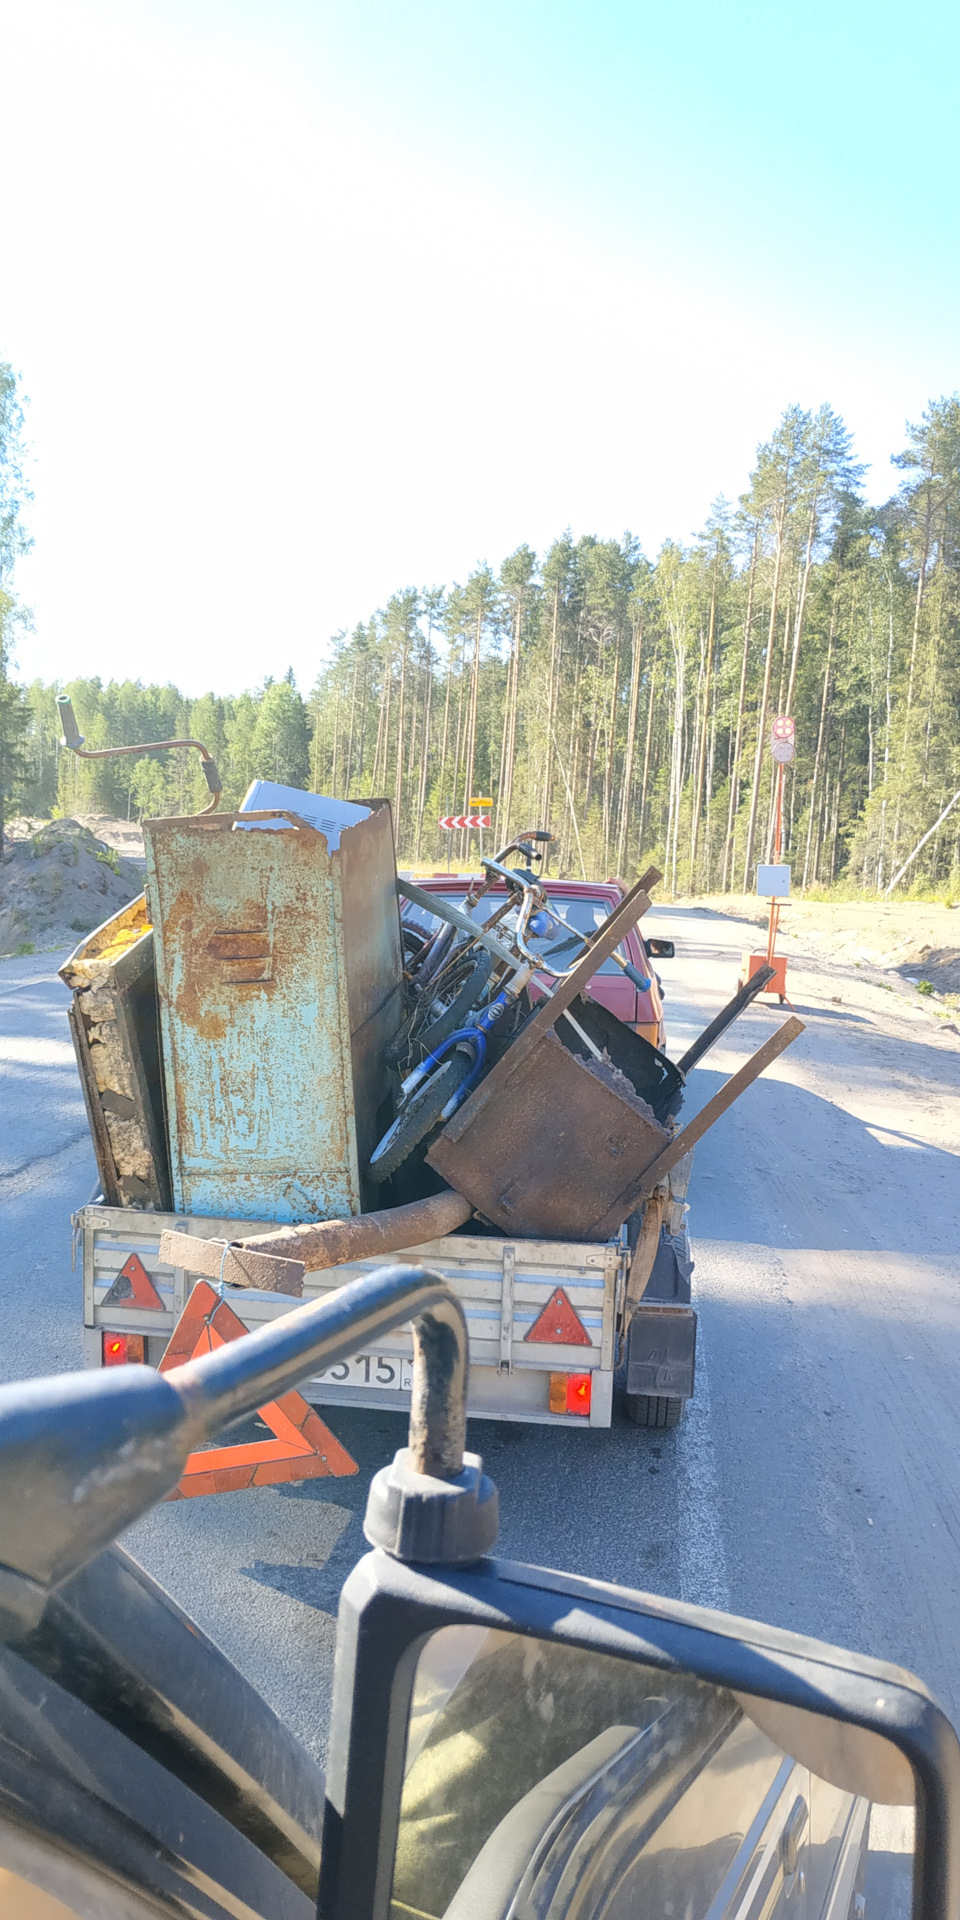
[102,1252,164,1312]
[525,1287,591,1347]
[158,1280,357,1498]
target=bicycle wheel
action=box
[368,1049,474,1185]
[385,947,492,1068]
[401,924,431,968]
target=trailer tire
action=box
[625,1393,684,1429]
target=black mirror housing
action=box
[320,1549,960,1920]
[645,937,675,958]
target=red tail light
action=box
[549,1371,592,1417]
[102,1332,145,1366]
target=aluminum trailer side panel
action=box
[77,1206,626,1429]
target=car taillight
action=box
[549,1372,592,1417]
[102,1332,145,1366]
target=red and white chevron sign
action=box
[439,813,490,830]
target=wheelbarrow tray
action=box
[430,1023,671,1240]
[428,873,669,1240]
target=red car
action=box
[402,874,668,1051]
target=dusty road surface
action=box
[2,905,959,1770]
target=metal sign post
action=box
[741,719,795,1004]
[470,798,493,860]
[766,716,795,966]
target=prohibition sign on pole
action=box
[770,716,796,763]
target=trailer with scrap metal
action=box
[75,1175,697,1429]
[57,708,799,1440]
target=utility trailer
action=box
[75,1160,697,1432]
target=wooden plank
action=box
[67,999,121,1207]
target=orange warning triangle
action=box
[102,1252,165,1312]
[524,1286,592,1347]
[159,1280,357,1498]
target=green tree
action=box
[251,675,310,789]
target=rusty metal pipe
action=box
[56,695,222,814]
[675,964,776,1076]
[238,1187,473,1271]
[159,1188,474,1295]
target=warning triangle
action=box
[159,1280,357,1498]
[524,1286,591,1347]
[102,1252,165,1312]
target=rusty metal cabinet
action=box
[144,803,402,1223]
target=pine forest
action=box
[5,396,960,897]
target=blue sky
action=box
[2,0,957,695]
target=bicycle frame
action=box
[392,831,651,1110]
[397,964,537,1115]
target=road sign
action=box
[469,796,493,810]
[439,814,490,830]
[771,716,796,763]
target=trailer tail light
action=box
[102,1332,145,1366]
[549,1372,592,1417]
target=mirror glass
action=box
[391,1629,914,1920]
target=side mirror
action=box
[321,1548,959,1920]
[645,937,675,958]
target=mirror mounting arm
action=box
[0,1265,498,1640]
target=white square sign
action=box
[757,864,791,897]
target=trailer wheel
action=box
[626,1393,684,1429]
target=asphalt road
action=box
[2,908,959,1774]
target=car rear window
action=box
[403,892,632,978]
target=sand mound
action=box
[672,892,960,997]
[0,819,145,956]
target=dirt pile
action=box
[673,893,960,996]
[0,820,145,956]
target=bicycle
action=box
[385,829,552,1070]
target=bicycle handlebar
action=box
[621,959,653,993]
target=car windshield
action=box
[403,890,634,977]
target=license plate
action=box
[315,1352,413,1392]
